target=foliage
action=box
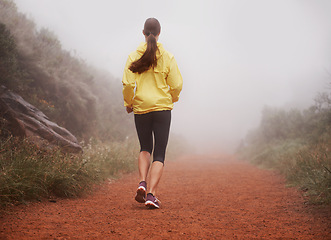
[0,0,134,140]
[0,136,138,208]
[279,143,331,204]
[0,22,20,89]
[81,137,138,178]
[238,89,331,204]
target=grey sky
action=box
[14,0,331,152]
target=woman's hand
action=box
[126,106,133,113]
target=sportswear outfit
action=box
[122,42,183,164]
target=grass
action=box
[249,139,305,169]
[238,139,331,204]
[279,143,331,204]
[81,138,138,178]
[0,132,188,208]
[0,136,138,208]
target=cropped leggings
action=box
[134,110,171,164]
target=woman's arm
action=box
[167,57,183,103]
[122,56,136,109]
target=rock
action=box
[0,86,82,153]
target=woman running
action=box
[122,18,183,209]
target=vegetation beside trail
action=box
[238,91,331,204]
[0,134,187,208]
[0,0,133,140]
[0,137,138,208]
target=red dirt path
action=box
[1,155,330,239]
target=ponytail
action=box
[129,34,158,74]
[129,18,161,74]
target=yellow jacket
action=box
[122,42,183,114]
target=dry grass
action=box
[239,140,331,204]
[280,143,331,204]
[0,137,138,208]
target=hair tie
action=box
[145,32,155,37]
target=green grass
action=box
[0,136,138,208]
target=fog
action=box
[14,0,331,152]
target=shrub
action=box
[0,137,138,208]
[0,22,20,89]
[238,88,331,204]
[81,138,138,178]
[280,143,331,204]
[0,0,134,141]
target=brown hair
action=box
[129,18,161,74]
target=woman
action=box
[122,18,183,209]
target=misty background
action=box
[14,0,331,152]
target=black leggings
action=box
[134,110,171,164]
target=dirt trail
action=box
[1,155,330,239]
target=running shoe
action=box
[135,181,147,203]
[145,193,160,209]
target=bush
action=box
[248,139,305,169]
[0,22,20,89]
[238,88,331,204]
[239,139,331,204]
[0,0,134,141]
[81,138,138,178]
[280,143,331,204]
[0,137,138,208]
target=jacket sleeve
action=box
[167,56,183,103]
[122,56,136,107]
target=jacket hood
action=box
[136,42,165,58]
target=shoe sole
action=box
[135,186,146,203]
[145,200,159,209]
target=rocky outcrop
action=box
[0,86,82,153]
